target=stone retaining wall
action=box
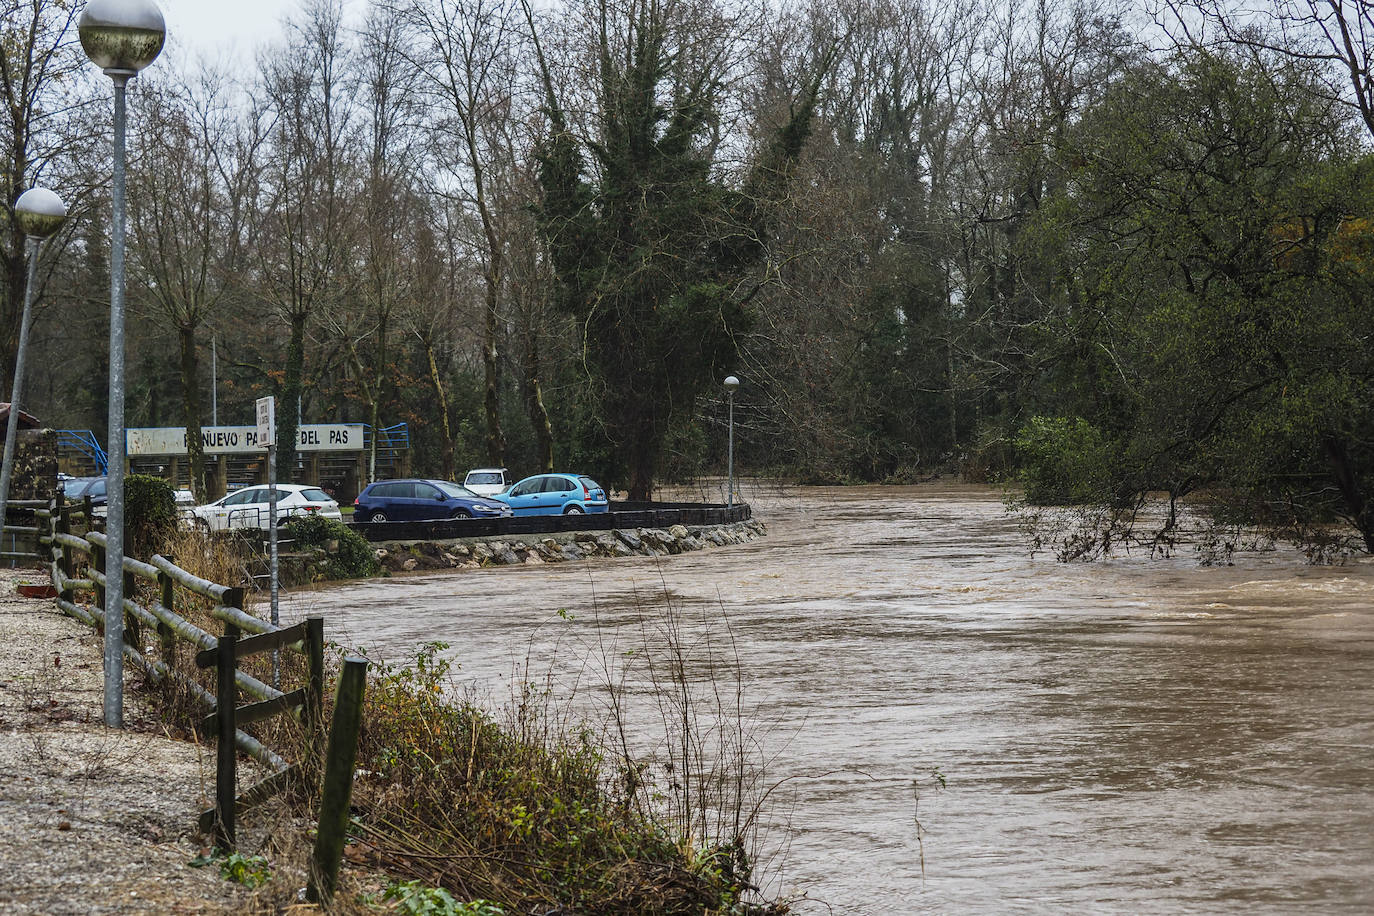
[373,520,767,573]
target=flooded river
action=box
[290,483,1374,913]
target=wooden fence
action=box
[34,498,365,898]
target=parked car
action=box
[61,475,105,503]
[61,476,107,517]
[499,473,609,516]
[191,484,341,532]
[354,478,513,523]
[462,467,510,497]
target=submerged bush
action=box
[1014,416,1114,505]
[281,513,379,579]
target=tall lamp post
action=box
[724,375,739,513]
[80,0,165,729]
[0,188,68,551]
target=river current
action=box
[289,483,1374,913]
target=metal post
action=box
[308,656,368,904]
[268,443,279,687]
[0,238,41,545]
[727,389,735,513]
[103,72,133,728]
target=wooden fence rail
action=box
[36,498,338,851]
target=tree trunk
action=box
[178,324,207,500]
[423,335,455,481]
[482,283,504,466]
[277,310,307,467]
[1323,435,1374,553]
[522,330,554,472]
[625,431,659,502]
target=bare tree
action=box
[397,0,525,468]
[0,0,86,393]
[1165,0,1374,141]
[319,3,425,481]
[258,0,360,467]
[128,68,264,498]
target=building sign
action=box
[127,424,365,456]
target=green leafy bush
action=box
[382,881,505,916]
[123,473,177,558]
[1014,416,1113,505]
[281,513,379,580]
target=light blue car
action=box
[499,473,609,515]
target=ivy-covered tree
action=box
[528,0,826,499]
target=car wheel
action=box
[564,505,584,515]
[196,519,211,535]
[450,509,471,519]
[369,510,389,523]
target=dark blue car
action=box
[354,478,512,523]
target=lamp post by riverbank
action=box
[80,0,166,729]
[0,188,67,550]
[724,375,739,512]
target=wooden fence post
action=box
[222,586,245,639]
[307,656,367,904]
[215,634,238,851]
[156,570,175,662]
[91,541,106,627]
[123,568,140,649]
[56,504,72,602]
[306,616,325,745]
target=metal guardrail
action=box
[349,500,752,541]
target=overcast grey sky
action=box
[155,0,362,65]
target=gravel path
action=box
[0,567,249,915]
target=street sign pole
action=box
[256,397,280,686]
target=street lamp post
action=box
[0,189,68,553]
[80,0,165,729]
[724,375,739,514]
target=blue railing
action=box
[363,423,409,452]
[57,430,108,474]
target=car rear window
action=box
[579,477,602,492]
[301,488,332,502]
[466,472,503,485]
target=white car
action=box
[462,467,510,497]
[191,484,342,532]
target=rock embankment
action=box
[374,520,766,573]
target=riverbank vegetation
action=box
[6,0,1374,551]
[120,523,790,913]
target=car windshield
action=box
[64,478,99,498]
[465,472,503,485]
[436,481,480,499]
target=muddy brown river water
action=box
[288,483,1374,913]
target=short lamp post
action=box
[724,375,739,513]
[80,0,165,729]
[0,188,68,551]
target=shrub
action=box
[1014,416,1114,505]
[124,473,177,558]
[281,513,379,580]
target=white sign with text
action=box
[127,424,366,456]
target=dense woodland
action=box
[4,0,1374,549]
